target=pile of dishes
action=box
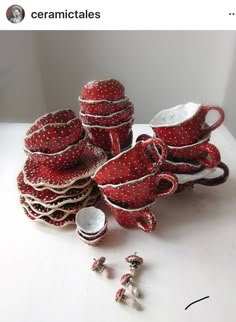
[17,109,107,227]
[75,207,108,245]
[138,102,229,192]
[78,79,134,156]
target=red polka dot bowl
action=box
[150,102,225,146]
[24,130,88,169]
[25,117,83,154]
[80,104,134,126]
[79,97,130,116]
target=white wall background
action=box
[0,31,235,136]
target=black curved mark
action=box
[185,296,209,310]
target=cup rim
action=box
[98,170,158,188]
[75,206,106,233]
[82,118,134,129]
[104,194,155,211]
[78,95,129,104]
[79,103,133,119]
[149,102,201,128]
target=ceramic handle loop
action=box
[154,172,178,198]
[136,210,157,233]
[196,162,229,186]
[198,143,221,168]
[142,137,167,170]
[201,105,225,134]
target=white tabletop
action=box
[0,123,236,322]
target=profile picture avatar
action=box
[6,4,25,23]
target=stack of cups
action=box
[75,207,108,246]
[92,138,178,233]
[78,79,134,156]
[146,102,228,192]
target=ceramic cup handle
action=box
[109,129,121,156]
[155,172,178,198]
[198,143,221,168]
[136,209,157,233]
[201,105,225,135]
[196,162,229,186]
[136,133,152,142]
[142,137,167,169]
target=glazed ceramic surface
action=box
[24,131,88,169]
[99,171,178,208]
[80,79,125,101]
[79,97,130,115]
[150,102,225,146]
[26,109,76,136]
[23,143,107,188]
[167,138,221,168]
[25,118,83,153]
[75,206,106,234]
[83,118,134,155]
[93,138,167,185]
[104,195,156,233]
[80,104,134,126]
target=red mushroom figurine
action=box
[115,288,141,310]
[120,273,141,298]
[125,253,143,276]
[91,257,110,278]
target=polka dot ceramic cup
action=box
[83,118,134,156]
[136,133,220,169]
[98,171,178,208]
[104,194,157,233]
[150,102,225,146]
[92,138,168,185]
[166,138,221,168]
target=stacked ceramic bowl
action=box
[79,79,134,156]
[75,207,108,245]
[17,109,107,227]
[138,102,229,192]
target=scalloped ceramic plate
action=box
[20,187,100,216]
[17,171,94,202]
[23,143,107,188]
[24,184,93,208]
[32,178,92,193]
[75,206,106,234]
[20,190,100,224]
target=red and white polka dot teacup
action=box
[167,136,221,168]
[99,170,178,208]
[92,137,168,185]
[136,133,220,169]
[104,195,157,233]
[150,102,225,146]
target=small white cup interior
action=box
[75,206,106,233]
